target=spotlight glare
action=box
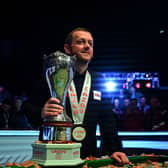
[105,81,117,91]
[135,82,141,89]
[146,82,151,88]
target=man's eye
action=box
[89,42,93,47]
[76,40,93,47]
[77,40,84,44]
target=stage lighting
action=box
[105,81,117,92]
[135,82,141,89]
[145,82,152,88]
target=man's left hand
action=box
[111,152,130,164]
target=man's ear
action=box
[64,44,71,55]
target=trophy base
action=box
[31,142,83,166]
[41,121,73,142]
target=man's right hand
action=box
[41,97,64,118]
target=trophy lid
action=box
[43,50,76,67]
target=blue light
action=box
[0,130,39,136]
[118,132,168,136]
[96,131,168,136]
[122,140,168,150]
[97,140,168,149]
[105,81,117,91]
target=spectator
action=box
[144,97,168,131]
[0,98,13,129]
[9,96,33,129]
[112,97,123,130]
[124,98,144,131]
[138,96,150,114]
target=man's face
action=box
[140,97,146,104]
[68,31,94,63]
[124,99,130,106]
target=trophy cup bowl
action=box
[42,50,76,143]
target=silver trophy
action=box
[42,50,76,142]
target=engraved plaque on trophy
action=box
[42,50,76,143]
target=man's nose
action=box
[84,42,90,48]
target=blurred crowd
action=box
[0,84,168,131]
[0,85,40,130]
[112,95,168,131]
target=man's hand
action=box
[111,152,130,165]
[41,97,64,118]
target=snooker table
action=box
[1,155,168,168]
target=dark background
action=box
[0,2,167,95]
